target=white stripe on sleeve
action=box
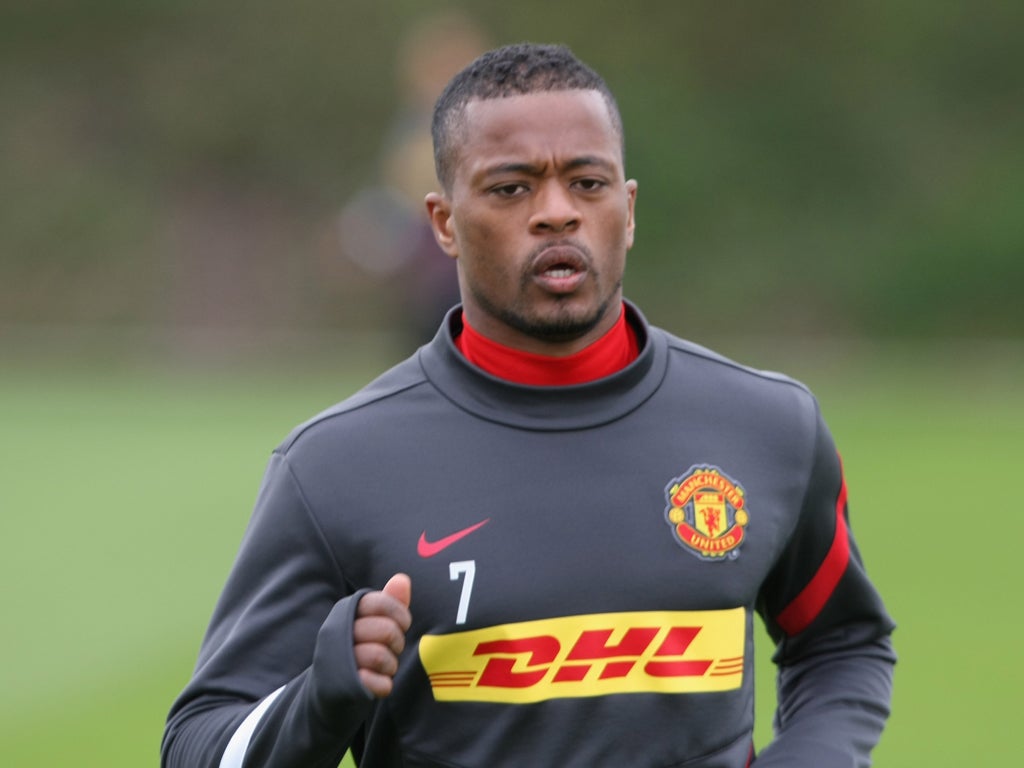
[219,685,286,768]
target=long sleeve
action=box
[161,452,375,768]
[754,631,895,767]
[754,408,897,767]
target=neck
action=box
[454,303,639,386]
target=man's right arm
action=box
[160,452,410,768]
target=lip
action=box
[531,244,589,294]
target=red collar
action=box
[454,305,639,386]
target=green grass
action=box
[1,342,1020,766]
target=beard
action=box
[469,279,622,344]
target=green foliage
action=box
[1,347,1022,765]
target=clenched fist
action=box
[353,574,412,697]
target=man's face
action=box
[426,89,637,355]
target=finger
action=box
[382,573,412,608]
[358,668,396,699]
[354,642,401,678]
[356,592,412,632]
[353,616,407,655]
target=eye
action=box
[572,177,607,193]
[489,182,529,198]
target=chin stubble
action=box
[473,280,621,344]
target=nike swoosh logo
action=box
[417,519,490,558]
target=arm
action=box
[754,409,896,767]
[161,452,411,768]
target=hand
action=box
[353,573,412,698]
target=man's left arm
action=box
[755,407,896,767]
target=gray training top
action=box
[162,302,895,768]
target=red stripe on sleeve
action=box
[775,455,851,636]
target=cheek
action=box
[453,214,514,270]
[451,210,490,251]
[603,211,634,253]
[467,218,505,250]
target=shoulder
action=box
[276,354,431,455]
[662,328,814,395]
[628,303,814,402]
[652,327,823,432]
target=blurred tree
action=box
[1,0,1020,343]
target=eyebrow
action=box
[480,155,616,179]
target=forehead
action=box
[455,90,622,177]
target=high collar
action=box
[454,304,640,386]
[416,301,668,431]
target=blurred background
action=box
[1,1,1021,765]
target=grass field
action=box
[1,339,1021,766]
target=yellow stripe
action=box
[419,608,745,703]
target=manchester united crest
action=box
[665,466,749,561]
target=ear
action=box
[624,179,638,250]
[425,192,458,258]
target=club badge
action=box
[665,466,749,561]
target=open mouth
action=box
[542,265,578,278]
[536,246,585,276]
[531,245,588,292]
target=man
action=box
[162,43,895,767]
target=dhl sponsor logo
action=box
[419,608,745,703]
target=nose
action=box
[529,182,580,234]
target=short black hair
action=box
[431,42,624,191]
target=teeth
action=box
[546,268,575,277]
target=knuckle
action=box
[355,643,398,675]
[353,616,407,653]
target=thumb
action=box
[382,572,412,608]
